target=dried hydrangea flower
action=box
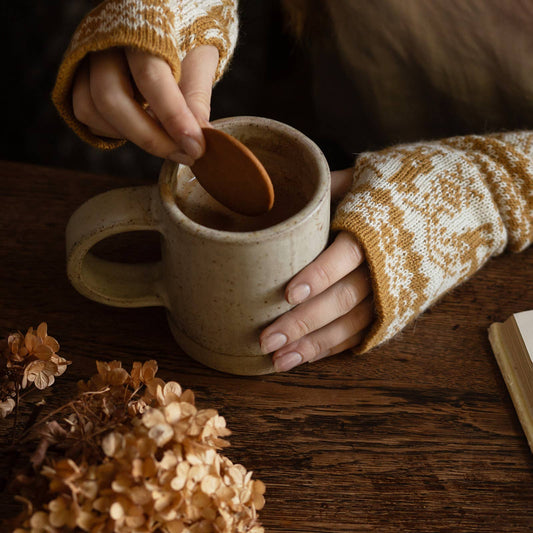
[22,360,58,390]
[11,360,266,532]
[0,396,16,418]
[8,323,61,364]
[0,323,70,419]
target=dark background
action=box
[3,1,352,181]
[5,2,533,183]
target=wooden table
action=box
[1,160,532,532]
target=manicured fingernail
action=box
[287,283,311,305]
[273,352,302,372]
[181,135,203,159]
[168,151,195,166]
[260,333,287,353]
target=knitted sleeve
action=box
[331,131,533,353]
[52,0,238,149]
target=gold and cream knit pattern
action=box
[332,132,533,352]
[52,0,238,148]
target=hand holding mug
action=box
[260,168,373,371]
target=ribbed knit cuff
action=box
[52,0,181,149]
[175,0,238,81]
[52,0,238,150]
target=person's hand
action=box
[259,168,374,372]
[72,45,219,165]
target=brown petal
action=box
[201,475,221,495]
[44,336,60,353]
[102,432,124,458]
[24,330,37,352]
[148,423,174,447]
[130,486,152,505]
[141,360,158,382]
[130,362,142,388]
[36,322,48,340]
[34,344,53,360]
[108,368,129,386]
[109,502,125,520]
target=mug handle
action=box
[66,185,166,308]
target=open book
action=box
[489,310,533,454]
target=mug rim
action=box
[158,116,330,243]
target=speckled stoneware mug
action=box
[66,116,330,375]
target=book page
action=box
[514,309,533,365]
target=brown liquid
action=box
[175,169,309,232]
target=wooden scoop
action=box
[190,128,274,216]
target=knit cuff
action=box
[52,0,238,150]
[175,0,238,81]
[332,132,533,353]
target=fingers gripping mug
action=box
[66,117,330,375]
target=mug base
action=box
[167,314,275,376]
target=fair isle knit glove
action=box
[52,0,238,149]
[332,131,533,353]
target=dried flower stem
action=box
[11,380,21,444]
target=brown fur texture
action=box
[283,0,533,144]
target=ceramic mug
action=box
[66,116,330,375]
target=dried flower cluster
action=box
[0,323,70,418]
[10,360,265,533]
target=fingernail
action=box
[181,135,203,159]
[168,151,195,166]
[287,283,311,305]
[260,333,287,354]
[273,352,302,372]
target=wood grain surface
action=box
[0,160,532,532]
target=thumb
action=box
[179,45,219,125]
[330,167,354,204]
